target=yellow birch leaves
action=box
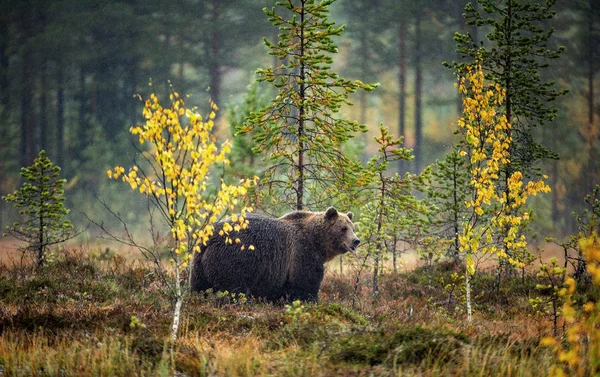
[543,234,600,376]
[456,64,550,272]
[107,91,256,267]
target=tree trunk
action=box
[373,251,380,296]
[456,1,466,116]
[586,0,597,193]
[208,0,222,127]
[0,21,9,109]
[465,264,472,322]
[0,18,9,230]
[392,235,398,273]
[171,272,183,342]
[588,0,595,128]
[38,163,45,267]
[20,6,35,167]
[171,295,183,341]
[129,59,138,127]
[373,176,386,296]
[414,12,423,175]
[77,68,87,162]
[40,61,48,153]
[359,28,368,163]
[296,3,306,211]
[452,158,460,264]
[397,18,407,174]
[551,133,559,227]
[56,63,65,170]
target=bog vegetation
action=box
[0,0,599,376]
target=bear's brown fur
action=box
[190,207,359,302]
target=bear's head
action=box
[323,207,360,261]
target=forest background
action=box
[0,0,597,238]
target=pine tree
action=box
[240,0,377,211]
[451,0,567,174]
[427,148,470,264]
[353,125,433,296]
[2,150,74,267]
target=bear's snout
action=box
[352,238,360,247]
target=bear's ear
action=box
[347,212,354,221]
[325,207,338,221]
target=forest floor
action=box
[0,244,592,377]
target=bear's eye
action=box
[341,226,348,233]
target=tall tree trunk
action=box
[588,0,595,128]
[551,126,559,227]
[456,1,466,116]
[414,12,423,175]
[77,68,87,162]
[0,21,9,110]
[373,176,386,296]
[359,28,368,162]
[129,59,138,127]
[296,4,306,211]
[40,61,48,153]
[20,32,35,166]
[178,33,185,91]
[465,264,472,322]
[586,0,597,193]
[501,1,514,277]
[208,0,222,127]
[56,64,65,170]
[397,18,407,174]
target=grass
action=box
[0,249,584,376]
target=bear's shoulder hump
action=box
[279,210,316,222]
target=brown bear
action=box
[190,207,359,302]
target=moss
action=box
[130,332,166,363]
[329,325,469,367]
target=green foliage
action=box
[353,125,433,294]
[440,271,466,314]
[450,0,567,173]
[241,0,378,210]
[2,150,74,267]
[427,148,471,263]
[226,79,270,180]
[530,257,566,336]
[550,185,600,280]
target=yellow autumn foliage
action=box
[457,64,550,273]
[545,233,600,376]
[107,91,256,269]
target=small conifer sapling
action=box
[2,150,74,267]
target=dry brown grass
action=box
[0,243,576,376]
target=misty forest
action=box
[0,0,599,375]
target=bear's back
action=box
[195,213,297,299]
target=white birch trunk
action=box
[171,265,183,342]
[465,268,472,322]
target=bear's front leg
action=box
[284,264,324,303]
[284,286,319,303]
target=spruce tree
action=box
[451,0,567,175]
[2,150,74,267]
[427,148,471,264]
[240,0,377,211]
